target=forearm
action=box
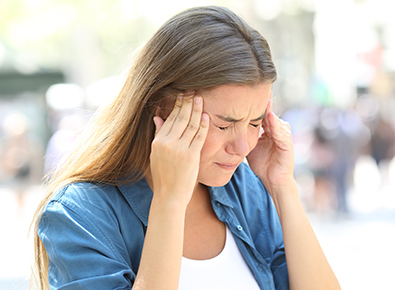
[133,197,186,290]
[268,180,341,290]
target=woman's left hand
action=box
[248,101,341,290]
[246,99,295,190]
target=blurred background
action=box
[1,0,395,289]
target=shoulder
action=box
[39,181,148,265]
[43,182,122,221]
[39,182,127,244]
[39,182,139,288]
[40,180,151,238]
[51,182,119,204]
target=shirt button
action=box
[237,225,243,231]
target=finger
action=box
[269,111,290,132]
[157,95,183,137]
[267,112,292,147]
[169,95,194,138]
[259,124,265,136]
[180,96,203,142]
[263,98,274,134]
[189,112,210,151]
[259,115,271,139]
[267,96,273,114]
[262,114,271,136]
[268,112,283,137]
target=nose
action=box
[225,129,251,157]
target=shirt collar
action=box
[118,178,234,226]
[208,185,234,208]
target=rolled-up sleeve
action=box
[39,198,135,290]
[266,192,289,290]
[271,250,289,290]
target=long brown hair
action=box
[30,6,276,289]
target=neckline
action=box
[182,227,230,262]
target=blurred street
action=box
[1,157,394,290]
[310,184,395,290]
[0,185,41,290]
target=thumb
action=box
[153,116,165,136]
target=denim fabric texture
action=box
[39,162,289,290]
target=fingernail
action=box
[195,96,201,104]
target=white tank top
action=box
[178,227,261,290]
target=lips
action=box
[215,162,239,170]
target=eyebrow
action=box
[215,109,267,123]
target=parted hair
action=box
[31,6,276,290]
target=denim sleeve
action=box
[266,193,289,290]
[252,172,289,290]
[39,198,135,290]
[271,250,289,290]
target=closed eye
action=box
[219,123,259,130]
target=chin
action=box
[198,173,233,188]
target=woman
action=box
[31,6,341,290]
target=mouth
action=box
[215,162,239,171]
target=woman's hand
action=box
[150,94,209,207]
[247,99,295,191]
[248,101,341,290]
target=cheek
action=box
[200,128,224,157]
[248,129,260,150]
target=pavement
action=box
[1,166,394,290]
[0,185,39,290]
[310,187,395,290]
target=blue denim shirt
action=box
[39,163,289,290]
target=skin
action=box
[197,83,271,187]
[134,83,341,290]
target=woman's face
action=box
[198,83,272,187]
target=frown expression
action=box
[198,83,272,187]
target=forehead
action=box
[201,83,272,119]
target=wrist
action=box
[264,177,298,195]
[150,195,188,219]
[265,178,300,221]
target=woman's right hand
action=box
[150,94,209,208]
